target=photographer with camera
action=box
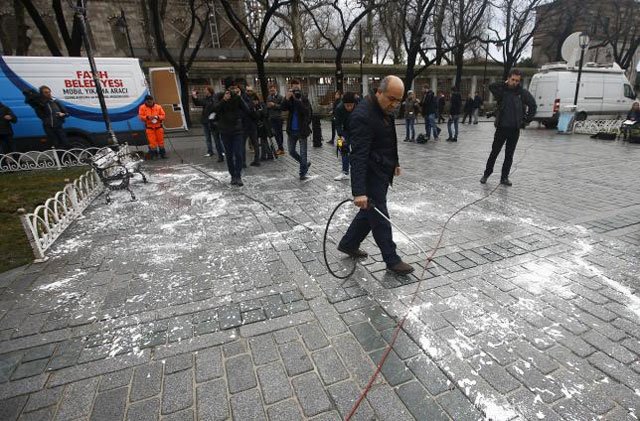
[214,77,251,186]
[24,85,71,149]
[281,79,313,180]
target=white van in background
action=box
[528,62,637,128]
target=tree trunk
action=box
[178,66,191,127]
[14,0,28,55]
[404,48,419,93]
[256,57,269,101]
[454,47,464,88]
[335,54,344,93]
[290,0,304,62]
[19,0,63,56]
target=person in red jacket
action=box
[138,95,167,159]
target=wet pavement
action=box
[1,120,640,420]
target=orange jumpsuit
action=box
[138,103,166,149]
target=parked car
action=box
[528,62,636,128]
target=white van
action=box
[0,56,149,151]
[528,62,637,128]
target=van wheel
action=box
[543,120,557,129]
[67,135,92,149]
[575,112,588,121]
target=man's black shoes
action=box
[480,175,488,184]
[500,177,512,186]
[337,245,368,259]
[388,261,415,275]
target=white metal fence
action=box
[573,119,625,135]
[17,169,104,261]
[0,146,131,173]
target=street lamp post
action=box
[115,9,135,58]
[573,32,590,106]
[70,0,117,145]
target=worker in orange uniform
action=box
[138,95,167,159]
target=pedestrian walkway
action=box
[0,122,639,420]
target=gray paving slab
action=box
[1,123,640,420]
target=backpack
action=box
[416,133,428,144]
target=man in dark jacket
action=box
[281,79,313,180]
[24,85,70,149]
[421,87,439,140]
[337,75,414,276]
[0,102,17,154]
[213,78,251,186]
[333,92,357,181]
[472,91,483,124]
[480,69,537,186]
[462,96,474,124]
[192,86,224,161]
[266,84,285,155]
[447,86,462,142]
[437,93,446,123]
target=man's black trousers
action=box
[339,175,401,267]
[484,127,520,179]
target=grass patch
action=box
[0,167,89,273]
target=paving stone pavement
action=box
[1,121,640,420]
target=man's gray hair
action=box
[377,75,403,93]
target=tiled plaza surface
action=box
[1,120,639,420]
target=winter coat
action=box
[349,95,399,197]
[449,93,462,115]
[438,96,446,113]
[489,82,537,129]
[421,91,437,115]
[472,95,483,109]
[255,103,273,138]
[334,102,353,137]
[192,94,217,125]
[400,99,420,120]
[212,92,247,135]
[0,103,17,135]
[281,94,313,138]
[138,103,166,129]
[464,98,474,113]
[626,110,640,121]
[266,93,284,120]
[25,91,68,129]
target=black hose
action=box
[322,199,358,279]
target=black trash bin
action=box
[312,115,323,147]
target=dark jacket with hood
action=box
[349,95,399,197]
[489,82,537,129]
[626,109,640,121]
[0,102,17,135]
[281,93,312,138]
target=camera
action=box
[293,89,302,99]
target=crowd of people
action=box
[399,87,484,143]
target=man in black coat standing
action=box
[281,79,313,180]
[480,69,537,186]
[192,86,224,161]
[446,86,462,142]
[24,85,70,149]
[337,75,414,275]
[0,102,17,154]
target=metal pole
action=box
[482,40,489,99]
[359,26,363,96]
[71,1,118,145]
[121,9,135,58]
[573,47,586,106]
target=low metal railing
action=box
[0,146,131,173]
[18,169,103,261]
[573,119,625,135]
